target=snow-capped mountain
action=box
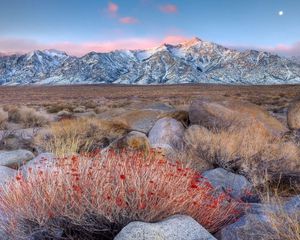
[1,38,300,85]
[291,56,300,65]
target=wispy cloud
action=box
[270,42,300,56]
[2,36,299,57]
[107,2,119,17]
[227,41,300,57]
[0,35,189,56]
[104,1,139,25]
[159,4,177,13]
[119,16,139,24]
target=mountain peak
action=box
[43,49,68,56]
[0,37,300,85]
[180,37,203,47]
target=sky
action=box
[0,0,299,56]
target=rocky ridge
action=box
[1,38,300,85]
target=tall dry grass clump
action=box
[8,106,49,128]
[184,121,300,186]
[35,118,129,156]
[45,102,75,114]
[0,151,241,239]
[265,209,300,240]
[0,108,8,129]
[257,193,300,240]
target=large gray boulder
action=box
[202,168,253,201]
[218,198,300,240]
[284,195,300,213]
[0,166,17,185]
[114,215,216,240]
[189,99,287,136]
[217,213,271,240]
[148,117,185,151]
[0,150,34,168]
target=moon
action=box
[278,10,284,16]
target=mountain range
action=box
[0,37,300,85]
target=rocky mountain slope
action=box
[1,37,300,85]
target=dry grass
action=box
[184,121,300,186]
[35,118,130,157]
[0,151,241,239]
[0,84,299,109]
[46,103,76,114]
[257,189,300,240]
[265,207,300,240]
[0,108,8,129]
[7,106,49,128]
[94,106,110,114]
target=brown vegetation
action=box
[0,84,298,109]
[0,152,241,239]
[0,108,8,129]
[184,121,300,186]
[7,106,49,128]
[35,118,130,156]
[258,190,300,240]
[0,84,299,239]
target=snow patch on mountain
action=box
[0,37,300,85]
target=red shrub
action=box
[0,150,242,239]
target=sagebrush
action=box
[0,151,241,239]
[184,121,300,186]
[35,118,129,156]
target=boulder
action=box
[218,199,300,240]
[217,213,271,240]
[0,150,34,169]
[287,101,300,129]
[245,203,279,215]
[98,103,188,134]
[114,109,165,133]
[56,110,73,121]
[148,117,185,151]
[114,215,216,240]
[109,131,150,153]
[189,99,287,136]
[0,132,35,152]
[202,168,254,201]
[21,153,56,177]
[0,166,17,185]
[284,195,300,213]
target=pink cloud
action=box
[2,37,300,57]
[162,35,188,44]
[159,4,177,13]
[107,2,118,16]
[270,42,300,56]
[227,41,300,57]
[119,16,139,24]
[0,35,189,56]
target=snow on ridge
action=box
[0,37,300,85]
